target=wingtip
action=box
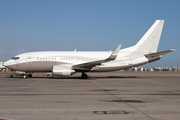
[171,49,176,52]
[118,44,122,49]
[113,44,121,55]
[156,20,165,22]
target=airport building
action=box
[128,66,180,72]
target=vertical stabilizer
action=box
[135,20,164,54]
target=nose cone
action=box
[4,60,16,69]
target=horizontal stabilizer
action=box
[145,49,176,57]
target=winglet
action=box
[170,49,176,52]
[106,44,121,61]
[113,44,121,55]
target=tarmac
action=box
[0,71,180,120]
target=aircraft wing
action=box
[72,45,121,71]
[145,49,176,57]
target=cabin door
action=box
[27,54,32,64]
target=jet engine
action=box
[52,65,75,76]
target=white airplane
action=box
[4,20,175,79]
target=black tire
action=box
[23,75,27,79]
[28,74,32,78]
[81,73,88,79]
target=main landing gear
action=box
[81,72,88,79]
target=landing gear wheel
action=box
[28,74,32,78]
[81,73,88,79]
[23,75,27,79]
[10,75,14,78]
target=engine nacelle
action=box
[52,65,75,76]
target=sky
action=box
[0,0,179,67]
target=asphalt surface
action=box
[0,71,180,120]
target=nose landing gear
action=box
[23,75,27,79]
[23,74,32,79]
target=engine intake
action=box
[52,65,75,76]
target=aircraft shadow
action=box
[46,76,137,80]
[3,74,137,80]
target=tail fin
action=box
[135,20,164,54]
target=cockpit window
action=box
[12,57,20,60]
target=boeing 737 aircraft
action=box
[4,20,175,79]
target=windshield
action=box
[12,57,20,60]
